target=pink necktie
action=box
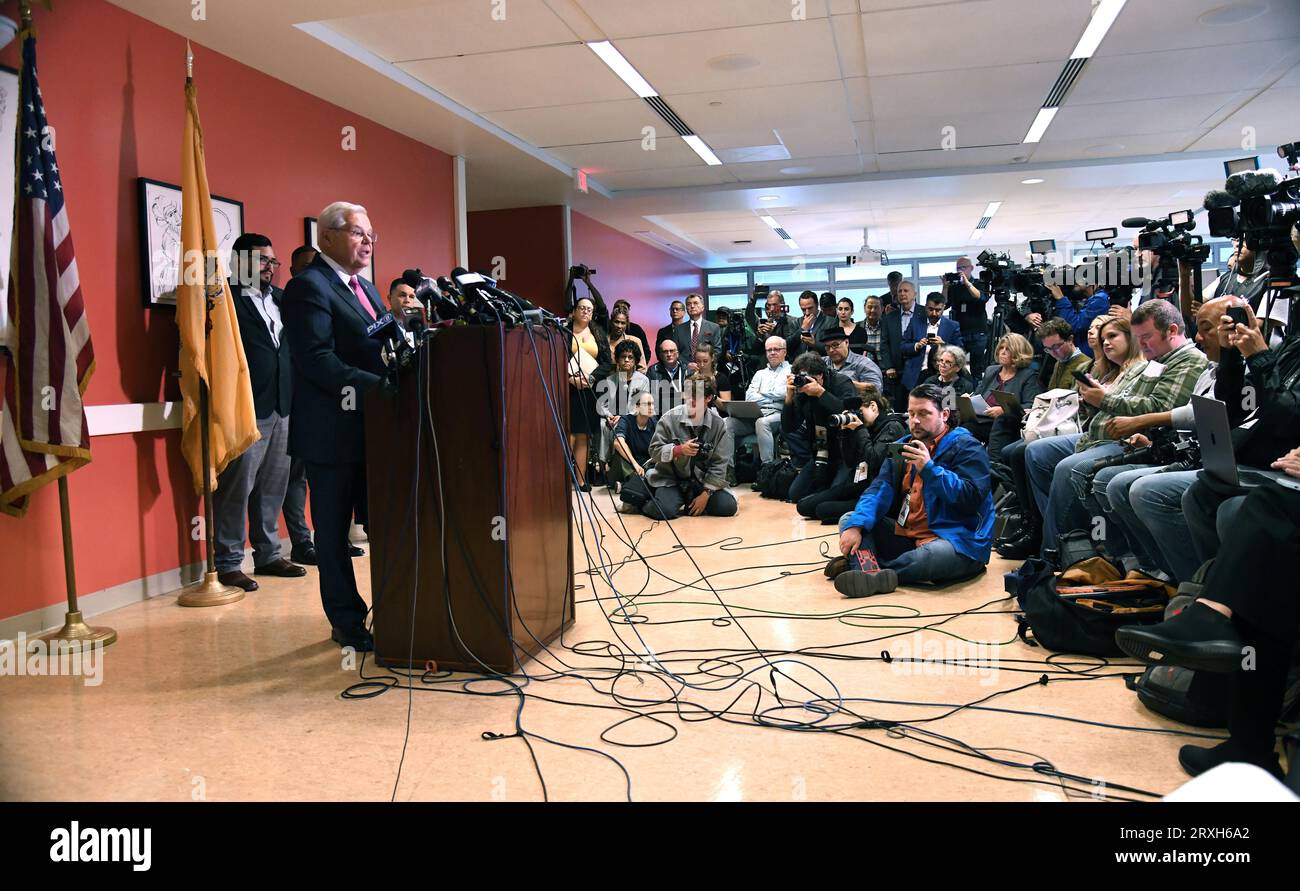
[349,275,377,321]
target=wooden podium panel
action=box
[365,324,574,673]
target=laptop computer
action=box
[718,400,762,419]
[1191,395,1296,490]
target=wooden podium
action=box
[365,324,574,674]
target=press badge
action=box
[897,491,911,526]
[854,462,870,483]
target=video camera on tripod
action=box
[1122,210,1210,296]
[1206,141,1300,289]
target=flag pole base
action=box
[177,571,244,608]
[39,610,117,650]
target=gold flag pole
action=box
[38,477,117,648]
[176,42,241,608]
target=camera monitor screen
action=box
[1028,239,1056,254]
[1168,210,1193,227]
[1224,156,1259,176]
[1085,227,1117,242]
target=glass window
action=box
[708,293,750,313]
[753,265,829,286]
[917,261,955,279]
[707,271,749,289]
[833,263,912,283]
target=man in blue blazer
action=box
[902,291,964,390]
[281,202,386,652]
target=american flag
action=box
[0,34,94,518]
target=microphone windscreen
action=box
[401,268,424,288]
[1225,169,1280,200]
[1121,217,1150,229]
[1203,189,1236,210]
[450,266,470,279]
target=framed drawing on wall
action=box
[304,215,375,283]
[138,177,244,308]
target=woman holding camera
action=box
[796,388,906,523]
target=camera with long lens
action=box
[1087,429,1201,475]
[1207,141,1300,285]
[825,397,865,430]
[569,264,597,278]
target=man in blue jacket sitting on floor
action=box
[830,382,994,598]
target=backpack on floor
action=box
[1006,557,1168,657]
[1128,665,1231,728]
[754,458,797,500]
[735,443,758,485]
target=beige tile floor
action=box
[0,489,1220,802]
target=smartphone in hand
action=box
[1226,306,1250,328]
[1071,369,1094,386]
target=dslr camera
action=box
[793,372,812,389]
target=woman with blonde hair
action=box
[966,332,1041,458]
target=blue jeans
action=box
[1026,435,1127,553]
[1089,463,1159,567]
[785,421,813,468]
[845,521,984,586]
[1127,469,1199,582]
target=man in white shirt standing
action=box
[212,233,307,591]
[725,336,790,463]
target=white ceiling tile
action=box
[1026,132,1199,162]
[829,14,867,79]
[1095,0,1300,58]
[872,111,1033,153]
[869,62,1062,117]
[548,136,703,173]
[617,20,842,95]
[779,124,862,158]
[577,0,822,39]
[1048,93,1250,142]
[1186,86,1300,152]
[324,0,578,62]
[486,99,664,147]
[598,166,739,191]
[860,0,1091,77]
[729,154,866,182]
[1067,40,1300,104]
[844,76,873,121]
[667,81,855,135]
[399,44,632,111]
[875,145,1030,172]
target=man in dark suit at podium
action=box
[281,202,386,652]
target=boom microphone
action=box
[1121,217,1152,229]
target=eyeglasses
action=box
[259,257,281,268]
[765,347,785,353]
[334,226,378,244]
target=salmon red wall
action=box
[0,0,456,622]
[467,205,568,315]
[569,211,703,350]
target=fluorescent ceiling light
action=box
[682,134,722,166]
[970,229,985,241]
[783,238,799,250]
[1021,178,1044,185]
[983,201,1003,219]
[760,215,781,229]
[1071,0,1127,59]
[587,41,657,98]
[759,195,780,201]
[1023,107,1058,144]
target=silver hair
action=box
[939,345,968,371]
[318,201,368,234]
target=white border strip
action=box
[85,402,182,437]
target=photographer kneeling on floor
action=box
[827,382,994,598]
[638,375,737,519]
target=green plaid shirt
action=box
[1077,342,1207,451]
